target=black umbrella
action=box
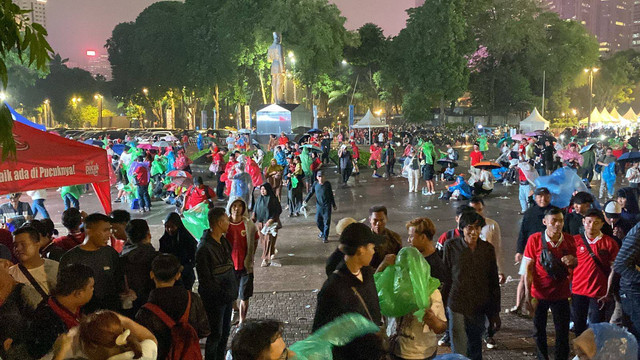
[618,152,640,163]
[437,158,458,167]
[297,134,311,145]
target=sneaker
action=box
[261,259,270,267]
[438,333,451,347]
[114,198,122,203]
[484,337,497,349]
[318,233,324,239]
[270,261,282,267]
[323,238,329,244]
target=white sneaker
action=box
[261,259,270,267]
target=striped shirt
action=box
[613,223,640,293]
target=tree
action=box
[393,0,473,123]
[0,0,53,159]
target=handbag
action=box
[209,162,219,173]
[539,234,569,281]
[580,235,610,276]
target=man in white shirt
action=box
[26,189,49,219]
[8,226,58,301]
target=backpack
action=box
[452,149,460,161]
[142,292,202,360]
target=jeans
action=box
[216,171,226,198]
[205,301,233,360]
[137,185,151,210]
[533,299,570,360]
[316,206,331,240]
[342,167,353,184]
[620,289,640,360]
[571,294,606,336]
[519,184,530,212]
[63,194,79,210]
[31,199,50,219]
[448,308,486,360]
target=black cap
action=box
[339,223,382,249]
[534,187,550,196]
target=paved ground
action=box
[16,143,599,358]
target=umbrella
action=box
[497,137,513,147]
[167,170,193,178]
[152,140,171,148]
[137,143,158,150]
[84,139,104,147]
[579,143,594,154]
[308,128,322,134]
[297,134,311,145]
[437,158,458,167]
[526,130,548,137]
[473,161,501,170]
[111,144,126,156]
[511,134,529,141]
[162,135,178,141]
[238,128,252,134]
[618,152,640,163]
[301,144,323,153]
[170,176,193,188]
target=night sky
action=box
[46,0,415,66]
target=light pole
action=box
[94,94,103,128]
[584,67,599,130]
[43,99,50,127]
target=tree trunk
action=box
[258,71,267,104]
[439,96,445,125]
[213,84,220,129]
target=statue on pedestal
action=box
[267,32,285,104]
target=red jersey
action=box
[183,185,216,210]
[279,136,289,146]
[470,151,484,166]
[436,229,460,252]
[572,234,619,298]
[227,221,258,271]
[351,143,360,159]
[310,158,322,172]
[133,166,149,186]
[524,232,576,301]
[53,231,85,251]
[109,235,125,254]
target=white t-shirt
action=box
[378,132,385,142]
[26,189,47,200]
[8,259,58,295]
[626,167,640,184]
[387,289,446,359]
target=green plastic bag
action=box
[183,202,210,239]
[374,247,440,319]
[291,176,299,189]
[290,313,379,360]
[151,156,167,176]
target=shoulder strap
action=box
[179,292,192,324]
[18,264,48,299]
[143,302,176,328]
[540,233,549,250]
[580,234,609,275]
[351,286,374,322]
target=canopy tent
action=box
[600,108,619,125]
[519,108,549,133]
[610,108,623,122]
[623,108,638,122]
[6,103,46,131]
[0,119,112,213]
[580,108,602,126]
[352,109,388,128]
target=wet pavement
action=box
[20,144,592,358]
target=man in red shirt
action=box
[571,209,619,336]
[52,208,85,251]
[278,132,289,146]
[132,157,151,213]
[225,198,258,325]
[524,207,577,360]
[182,177,216,212]
[469,143,483,167]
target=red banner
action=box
[0,121,110,198]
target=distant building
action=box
[544,0,632,54]
[16,0,47,28]
[84,50,112,80]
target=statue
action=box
[267,32,285,104]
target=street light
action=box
[94,94,103,128]
[0,92,7,101]
[142,88,149,96]
[341,59,348,66]
[584,67,599,130]
[572,109,577,116]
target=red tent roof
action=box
[0,121,112,213]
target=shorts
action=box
[423,164,435,181]
[234,269,254,301]
[518,258,531,276]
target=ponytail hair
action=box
[79,310,143,359]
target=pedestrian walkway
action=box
[247,281,563,359]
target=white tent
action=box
[519,108,549,133]
[623,108,638,122]
[352,109,387,128]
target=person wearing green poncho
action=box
[419,139,436,195]
[60,185,83,210]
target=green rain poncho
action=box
[151,155,168,176]
[478,135,488,152]
[182,202,210,239]
[300,148,312,176]
[60,185,83,200]
[374,247,441,319]
[419,140,436,165]
[289,314,379,360]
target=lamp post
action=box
[43,99,50,127]
[94,94,103,128]
[584,67,599,130]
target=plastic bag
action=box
[591,323,638,360]
[290,313,379,360]
[151,157,167,176]
[602,163,616,195]
[183,202,210,239]
[534,167,589,208]
[374,247,441,318]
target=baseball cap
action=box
[604,201,622,217]
[316,170,324,177]
[339,223,382,249]
[534,187,550,196]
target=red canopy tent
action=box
[0,120,112,213]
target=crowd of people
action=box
[1,124,640,360]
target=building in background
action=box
[16,0,47,28]
[84,50,112,80]
[544,0,632,54]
